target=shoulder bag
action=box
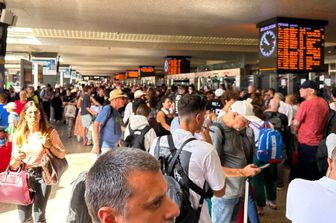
[41,128,69,185]
[0,164,36,205]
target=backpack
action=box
[123,125,151,151]
[316,138,328,178]
[154,135,210,223]
[325,109,336,137]
[210,122,226,157]
[267,113,283,132]
[252,122,283,163]
[66,171,91,223]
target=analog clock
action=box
[259,30,276,57]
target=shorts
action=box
[81,114,92,129]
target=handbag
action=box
[41,128,69,185]
[0,164,36,205]
[41,150,68,185]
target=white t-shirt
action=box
[286,177,336,223]
[149,129,225,223]
[279,101,293,126]
[123,102,133,124]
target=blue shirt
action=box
[95,105,122,149]
[0,104,9,127]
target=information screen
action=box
[127,70,139,78]
[139,66,155,77]
[257,17,328,73]
[277,23,324,72]
[164,56,191,75]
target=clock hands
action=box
[262,36,270,46]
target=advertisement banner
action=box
[32,58,57,75]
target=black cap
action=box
[300,80,318,91]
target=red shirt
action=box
[0,141,12,172]
[15,100,27,116]
[295,97,329,146]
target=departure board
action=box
[257,17,328,73]
[164,56,191,75]
[139,66,155,77]
[127,70,139,78]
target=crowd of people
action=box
[1,80,336,223]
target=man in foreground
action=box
[286,142,336,222]
[85,148,180,223]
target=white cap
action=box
[327,133,336,159]
[230,100,262,123]
[134,90,146,99]
[215,89,225,97]
[4,102,16,110]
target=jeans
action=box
[211,196,241,223]
[247,184,260,223]
[17,169,52,223]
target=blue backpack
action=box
[253,122,283,163]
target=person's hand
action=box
[241,164,261,177]
[91,144,100,154]
[201,126,212,144]
[14,151,26,162]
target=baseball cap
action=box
[109,89,128,101]
[4,102,16,110]
[327,133,336,159]
[215,89,225,97]
[230,100,262,123]
[300,80,318,91]
[134,90,146,99]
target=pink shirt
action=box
[295,97,329,146]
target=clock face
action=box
[259,30,276,57]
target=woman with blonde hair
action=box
[9,101,67,223]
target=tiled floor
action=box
[0,123,291,223]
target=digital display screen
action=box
[114,73,126,80]
[139,66,155,77]
[277,23,324,72]
[127,70,139,78]
[257,17,327,73]
[165,56,191,75]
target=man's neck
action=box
[179,122,196,135]
[305,94,317,101]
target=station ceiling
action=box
[5,0,336,76]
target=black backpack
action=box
[123,125,151,151]
[66,171,91,223]
[154,135,211,223]
[316,138,329,178]
[325,109,336,137]
[267,113,283,132]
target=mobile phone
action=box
[259,163,271,169]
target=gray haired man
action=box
[84,148,179,223]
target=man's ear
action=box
[328,158,334,174]
[195,112,201,123]
[98,207,120,223]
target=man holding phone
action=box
[209,100,261,223]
